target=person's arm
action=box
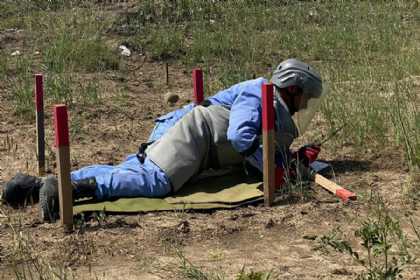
[227,90,262,156]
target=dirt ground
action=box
[1,7,420,279]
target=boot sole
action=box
[39,176,60,223]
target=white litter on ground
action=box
[11,50,21,56]
[119,45,131,57]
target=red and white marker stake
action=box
[192,68,204,105]
[53,105,73,231]
[35,74,45,176]
[262,83,275,206]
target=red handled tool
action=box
[314,173,357,203]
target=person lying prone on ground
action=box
[1,58,324,222]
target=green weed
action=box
[1,209,73,280]
[0,50,8,78]
[1,1,114,120]
[46,73,74,104]
[389,81,420,170]
[41,6,119,73]
[43,35,119,73]
[236,267,273,280]
[138,24,186,61]
[22,0,71,11]
[176,249,223,280]
[77,79,101,106]
[176,248,274,280]
[409,217,420,242]
[6,55,35,118]
[318,193,414,280]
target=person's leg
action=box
[70,164,114,182]
[58,154,171,200]
[94,157,171,200]
[39,156,172,221]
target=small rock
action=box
[308,10,319,19]
[177,220,190,234]
[118,45,131,57]
[11,50,21,56]
[265,218,275,229]
[5,28,18,33]
[164,92,179,104]
[241,212,255,218]
[332,268,352,275]
[302,235,317,240]
[229,214,239,221]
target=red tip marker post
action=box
[53,105,73,232]
[262,83,275,206]
[192,68,204,105]
[35,74,45,176]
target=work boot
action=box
[39,176,97,222]
[1,173,43,208]
[39,175,60,222]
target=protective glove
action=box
[244,147,285,189]
[294,144,321,167]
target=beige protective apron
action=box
[147,103,298,193]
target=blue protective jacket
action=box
[149,77,267,154]
[148,77,287,173]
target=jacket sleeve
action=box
[227,90,262,155]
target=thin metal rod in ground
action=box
[165,63,169,86]
[35,74,45,176]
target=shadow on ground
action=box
[327,159,372,174]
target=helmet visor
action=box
[292,85,328,134]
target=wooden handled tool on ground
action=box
[314,173,357,203]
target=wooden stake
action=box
[35,74,45,176]
[192,68,204,105]
[314,174,357,203]
[262,83,275,206]
[53,105,73,232]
